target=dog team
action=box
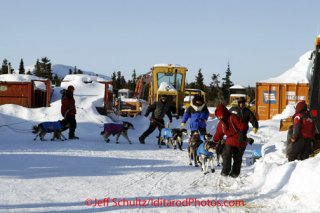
[32,86,258,178]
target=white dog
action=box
[197,141,217,174]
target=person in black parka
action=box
[139,95,173,144]
[229,97,259,134]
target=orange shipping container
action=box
[0,80,51,108]
[255,82,309,120]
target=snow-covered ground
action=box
[0,75,320,212]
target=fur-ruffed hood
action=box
[191,102,205,112]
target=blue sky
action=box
[1,0,319,86]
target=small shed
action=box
[0,74,51,108]
[256,51,311,120]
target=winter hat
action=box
[295,101,307,113]
[192,95,204,106]
[67,85,75,92]
[238,97,246,106]
[215,104,229,118]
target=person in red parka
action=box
[287,101,315,162]
[212,104,250,178]
[61,85,79,139]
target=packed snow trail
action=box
[1,76,320,212]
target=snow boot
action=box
[139,137,145,144]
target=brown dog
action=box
[188,132,203,167]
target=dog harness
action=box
[104,123,125,135]
[197,143,214,157]
[161,128,173,139]
[41,122,63,133]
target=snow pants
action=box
[221,145,246,176]
[287,138,312,162]
[65,115,77,138]
[140,118,164,144]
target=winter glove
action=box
[181,122,186,127]
[247,137,254,145]
[253,128,258,134]
[238,132,247,143]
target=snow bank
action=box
[260,51,312,83]
[247,135,320,212]
[272,104,295,120]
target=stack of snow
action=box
[158,82,177,91]
[272,104,296,120]
[260,51,313,84]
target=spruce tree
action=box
[34,59,41,76]
[1,59,9,74]
[195,68,205,91]
[19,58,25,74]
[116,71,122,90]
[34,57,52,79]
[73,66,77,74]
[111,71,116,86]
[209,73,223,105]
[53,74,61,86]
[221,63,234,104]
[41,57,52,79]
[69,68,73,75]
[26,70,32,75]
[130,69,137,91]
[120,76,126,88]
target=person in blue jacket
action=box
[181,94,209,136]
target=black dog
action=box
[100,121,134,144]
[32,120,69,141]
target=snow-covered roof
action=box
[0,74,45,82]
[118,89,131,93]
[230,94,247,97]
[153,64,187,69]
[33,81,47,91]
[259,51,312,84]
[62,74,110,83]
[230,85,245,89]
[61,74,105,96]
[185,88,203,92]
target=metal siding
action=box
[256,83,309,120]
